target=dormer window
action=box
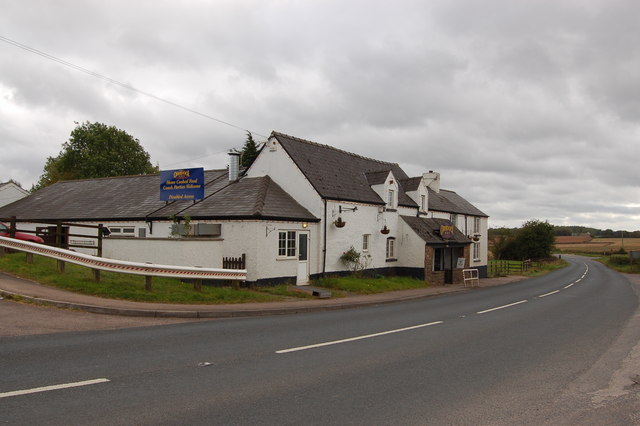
[421,194,426,212]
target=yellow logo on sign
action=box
[440,225,454,239]
[173,170,191,179]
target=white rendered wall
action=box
[246,138,324,216]
[0,183,29,208]
[396,219,427,268]
[103,238,223,268]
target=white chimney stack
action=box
[228,152,240,181]
[422,170,440,193]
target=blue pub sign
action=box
[160,167,205,201]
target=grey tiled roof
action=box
[151,176,318,221]
[0,170,317,222]
[0,172,183,221]
[428,188,488,217]
[365,171,390,186]
[273,132,417,207]
[401,216,472,245]
[400,177,422,192]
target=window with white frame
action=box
[109,226,136,237]
[278,231,296,257]
[474,217,481,234]
[362,234,370,252]
[473,242,480,260]
[450,214,458,228]
[386,237,396,259]
[387,189,395,208]
[421,194,426,212]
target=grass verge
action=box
[521,258,569,277]
[596,255,640,274]
[0,252,310,304]
[314,275,428,294]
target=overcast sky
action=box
[1,0,638,231]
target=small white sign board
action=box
[456,258,466,269]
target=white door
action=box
[296,231,310,285]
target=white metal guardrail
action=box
[0,236,246,281]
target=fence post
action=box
[145,276,153,291]
[9,216,17,238]
[194,279,202,292]
[55,221,65,273]
[26,253,34,264]
[97,224,104,257]
[93,269,101,283]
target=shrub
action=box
[339,246,371,276]
[608,255,630,266]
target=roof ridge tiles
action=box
[271,131,399,167]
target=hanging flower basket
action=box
[381,225,390,234]
[334,217,346,228]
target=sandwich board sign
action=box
[160,168,205,201]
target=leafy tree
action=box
[492,219,555,260]
[33,121,158,191]
[239,132,259,168]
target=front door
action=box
[296,232,310,285]
[444,248,455,284]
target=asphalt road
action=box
[2,255,639,425]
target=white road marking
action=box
[564,283,575,289]
[538,290,560,298]
[276,321,444,354]
[0,378,110,399]
[477,300,527,314]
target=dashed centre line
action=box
[276,321,443,354]
[0,378,110,399]
[538,290,560,298]
[278,262,591,354]
[476,300,528,314]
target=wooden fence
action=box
[223,254,246,270]
[488,259,532,277]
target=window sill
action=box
[276,257,296,261]
[385,258,398,263]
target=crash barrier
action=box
[0,236,246,290]
[462,268,480,287]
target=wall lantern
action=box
[302,222,308,228]
[334,217,346,228]
[381,225,390,234]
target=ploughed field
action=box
[556,237,640,254]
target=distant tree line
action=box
[553,226,640,238]
[491,225,640,240]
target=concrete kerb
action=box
[0,275,528,319]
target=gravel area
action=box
[0,298,198,337]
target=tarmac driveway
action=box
[0,298,196,337]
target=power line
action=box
[0,35,269,139]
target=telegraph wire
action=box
[0,35,269,139]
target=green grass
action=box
[0,252,307,304]
[521,258,568,277]
[315,275,428,294]
[489,258,568,277]
[597,256,640,274]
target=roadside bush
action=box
[608,255,630,265]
